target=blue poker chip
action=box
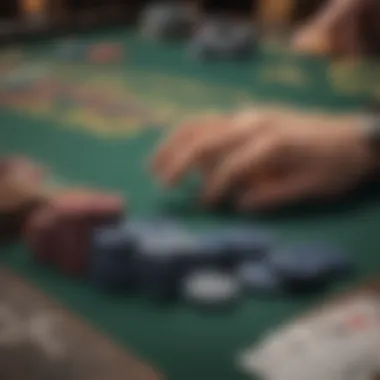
[214,226,272,259]
[237,260,284,294]
[90,251,139,293]
[189,226,272,270]
[91,224,135,255]
[89,225,138,292]
[194,234,231,267]
[134,227,200,300]
[122,217,182,237]
[270,242,351,283]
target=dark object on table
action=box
[89,223,139,292]
[196,227,271,268]
[131,221,199,300]
[89,217,194,297]
[140,2,197,40]
[0,268,162,380]
[270,242,352,284]
[188,17,257,61]
[237,259,284,294]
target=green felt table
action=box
[1,27,380,380]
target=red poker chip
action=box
[53,217,89,276]
[23,206,58,265]
[87,44,123,63]
[47,190,124,275]
[52,189,125,219]
[24,189,125,276]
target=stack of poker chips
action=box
[188,17,258,61]
[139,2,258,61]
[1,155,353,311]
[0,155,125,277]
[140,2,197,40]
[86,219,352,309]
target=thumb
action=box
[238,175,321,211]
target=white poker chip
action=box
[181,269,240,308]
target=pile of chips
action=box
[188,17,257,61]
[1,156,353,312]
[140,2,197,40]
[139,2,258,61]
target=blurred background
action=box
[0,0,329,42]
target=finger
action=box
[167,110,274,188]
[203,133,285,203]
[239,175,321,211]
[151,113,222,175]
[157,116,231,186]
[197,110,273,159]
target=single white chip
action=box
[182,270,240,307]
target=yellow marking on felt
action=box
[107,118,142,136]
[261,64,308,87]
[26,101,54,116]
[154,102,182,124]
[59,107,142,138]
[84,118,141,139]
[62,109,93,128]
[329,61,371,96]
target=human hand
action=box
[151,108,376,210]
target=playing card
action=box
[239,294,380,380]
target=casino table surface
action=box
[0,27,380,380]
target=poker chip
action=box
[87,43,123,64]
[135,227,200,300]
[270,242,351,283]
[237,260,284,294]
[181,269,240,308]
[90,224,138,292]
[87,46,122,64]
[140,3,196,40]
[204,226,272,263]
[23,205,58,265]
[92,223,135,254]
[51,189,125,222]
[188,17,257,61]
[124,217,181,237]
[54,217,90,276]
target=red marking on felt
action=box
[346,314,371,330]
